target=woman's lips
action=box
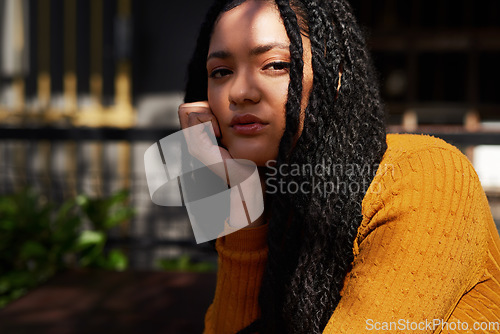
[232,123,267,135]
[230,114,268,135]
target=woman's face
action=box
[207,0,313,166]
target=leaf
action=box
[0,197,16,217]
[106,249,128,271]
[20,241,47,260]
[74,189,134,231]
[3,271,37,289]
[104,207,135,229]
[155,255,216,272]
[76,194,91,208]
[156,259,178,271]
[77,243,104,267]
[177,254,190,270]
[75,230,105,250]
[0,277,10,294]
[107,189,130,206]
[0,220,15,231]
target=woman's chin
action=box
[227,148,276,167]
[221,136,279,167]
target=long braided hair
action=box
[184,0,387,333]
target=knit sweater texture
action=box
[203,134,500,333]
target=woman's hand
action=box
[178,101,231,182]
[178,101,265,229]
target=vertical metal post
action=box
[116,0,132,237]
[37,0,52,198]
[64,0,77,197]
[90,0,102,105]
[90,0,103,196]
[37,0,50,108]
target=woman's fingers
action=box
[177,101,229,180]
[178,101,209,129]
[178,101,221,137]
[187,112,221,138]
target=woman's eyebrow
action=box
[249,42,290,56]
[207,42,290,61]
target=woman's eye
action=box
[264,61,291,72]
[209,68,232,79]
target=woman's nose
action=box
[228,71,261,105]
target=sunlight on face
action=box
[207,0,312,166]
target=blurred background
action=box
[0,0,499,333]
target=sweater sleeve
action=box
[203,219,269,334]
[323,147,489,333]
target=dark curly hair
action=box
[184,0,387,333]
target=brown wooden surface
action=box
[0,269,217,334]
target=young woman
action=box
[178,0,500,333]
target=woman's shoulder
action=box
[363,133,482,216]
[383,133,466,165]
[360,133,489,256]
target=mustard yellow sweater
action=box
[204,134,500,334]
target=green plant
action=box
[156,254,217,272]
[74,189,134,269]
[0,188,135,308]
